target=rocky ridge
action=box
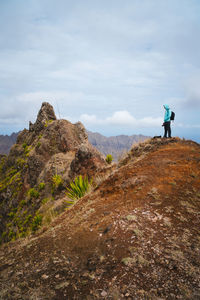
[0,136,200,299]
[0,102,107,244]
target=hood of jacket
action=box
[164,104,170,110]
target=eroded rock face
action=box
[0,102,107,244]
[70,144,106,178]
[29,102,57,133]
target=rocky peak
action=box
[29,102,57,133]
[0,102,107,244]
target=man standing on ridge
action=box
[163,104,172,138]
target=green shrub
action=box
[36,142,41,148]
[22,143,27,149]
[106,154,113,164]
[42,197,50,204]
[44,120,53,127]
[38,182,45,191]
[52,174,63,193]
[22,143,30,155]
[19,231,26,238]
[8,211,15,219]
[2,231,7,238]
[28,188,39,199]
[31,214,42,232]
[66,175,92,200]
[19,199,26,208]
[8,230,16,240]
[23,214,32,226]
[17,158,26,168]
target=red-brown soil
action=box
[0,138,200,299]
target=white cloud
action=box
[80,114,101,124]
[77,111,163,128]
[138,116,163,127]
[106,111,136,125]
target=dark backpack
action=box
[170,111,175,121]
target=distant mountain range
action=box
[0,132,18,155]
[87,131,150,160]
[0,130,150,160]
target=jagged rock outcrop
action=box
[29,102,57,133]
[0,102,106,244]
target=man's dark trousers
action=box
[163,121,171,138]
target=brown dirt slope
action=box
[0,138,200,299]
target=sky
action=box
[0,0,200,141]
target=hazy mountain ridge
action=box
[0,132,18,154]
[87,131,150,160]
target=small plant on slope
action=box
[66,175,92,201]
[38,182,45,191]
[51,174,63,194]
[31,214,43,232]
[106,154,113,164]
[28,188,39,199]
